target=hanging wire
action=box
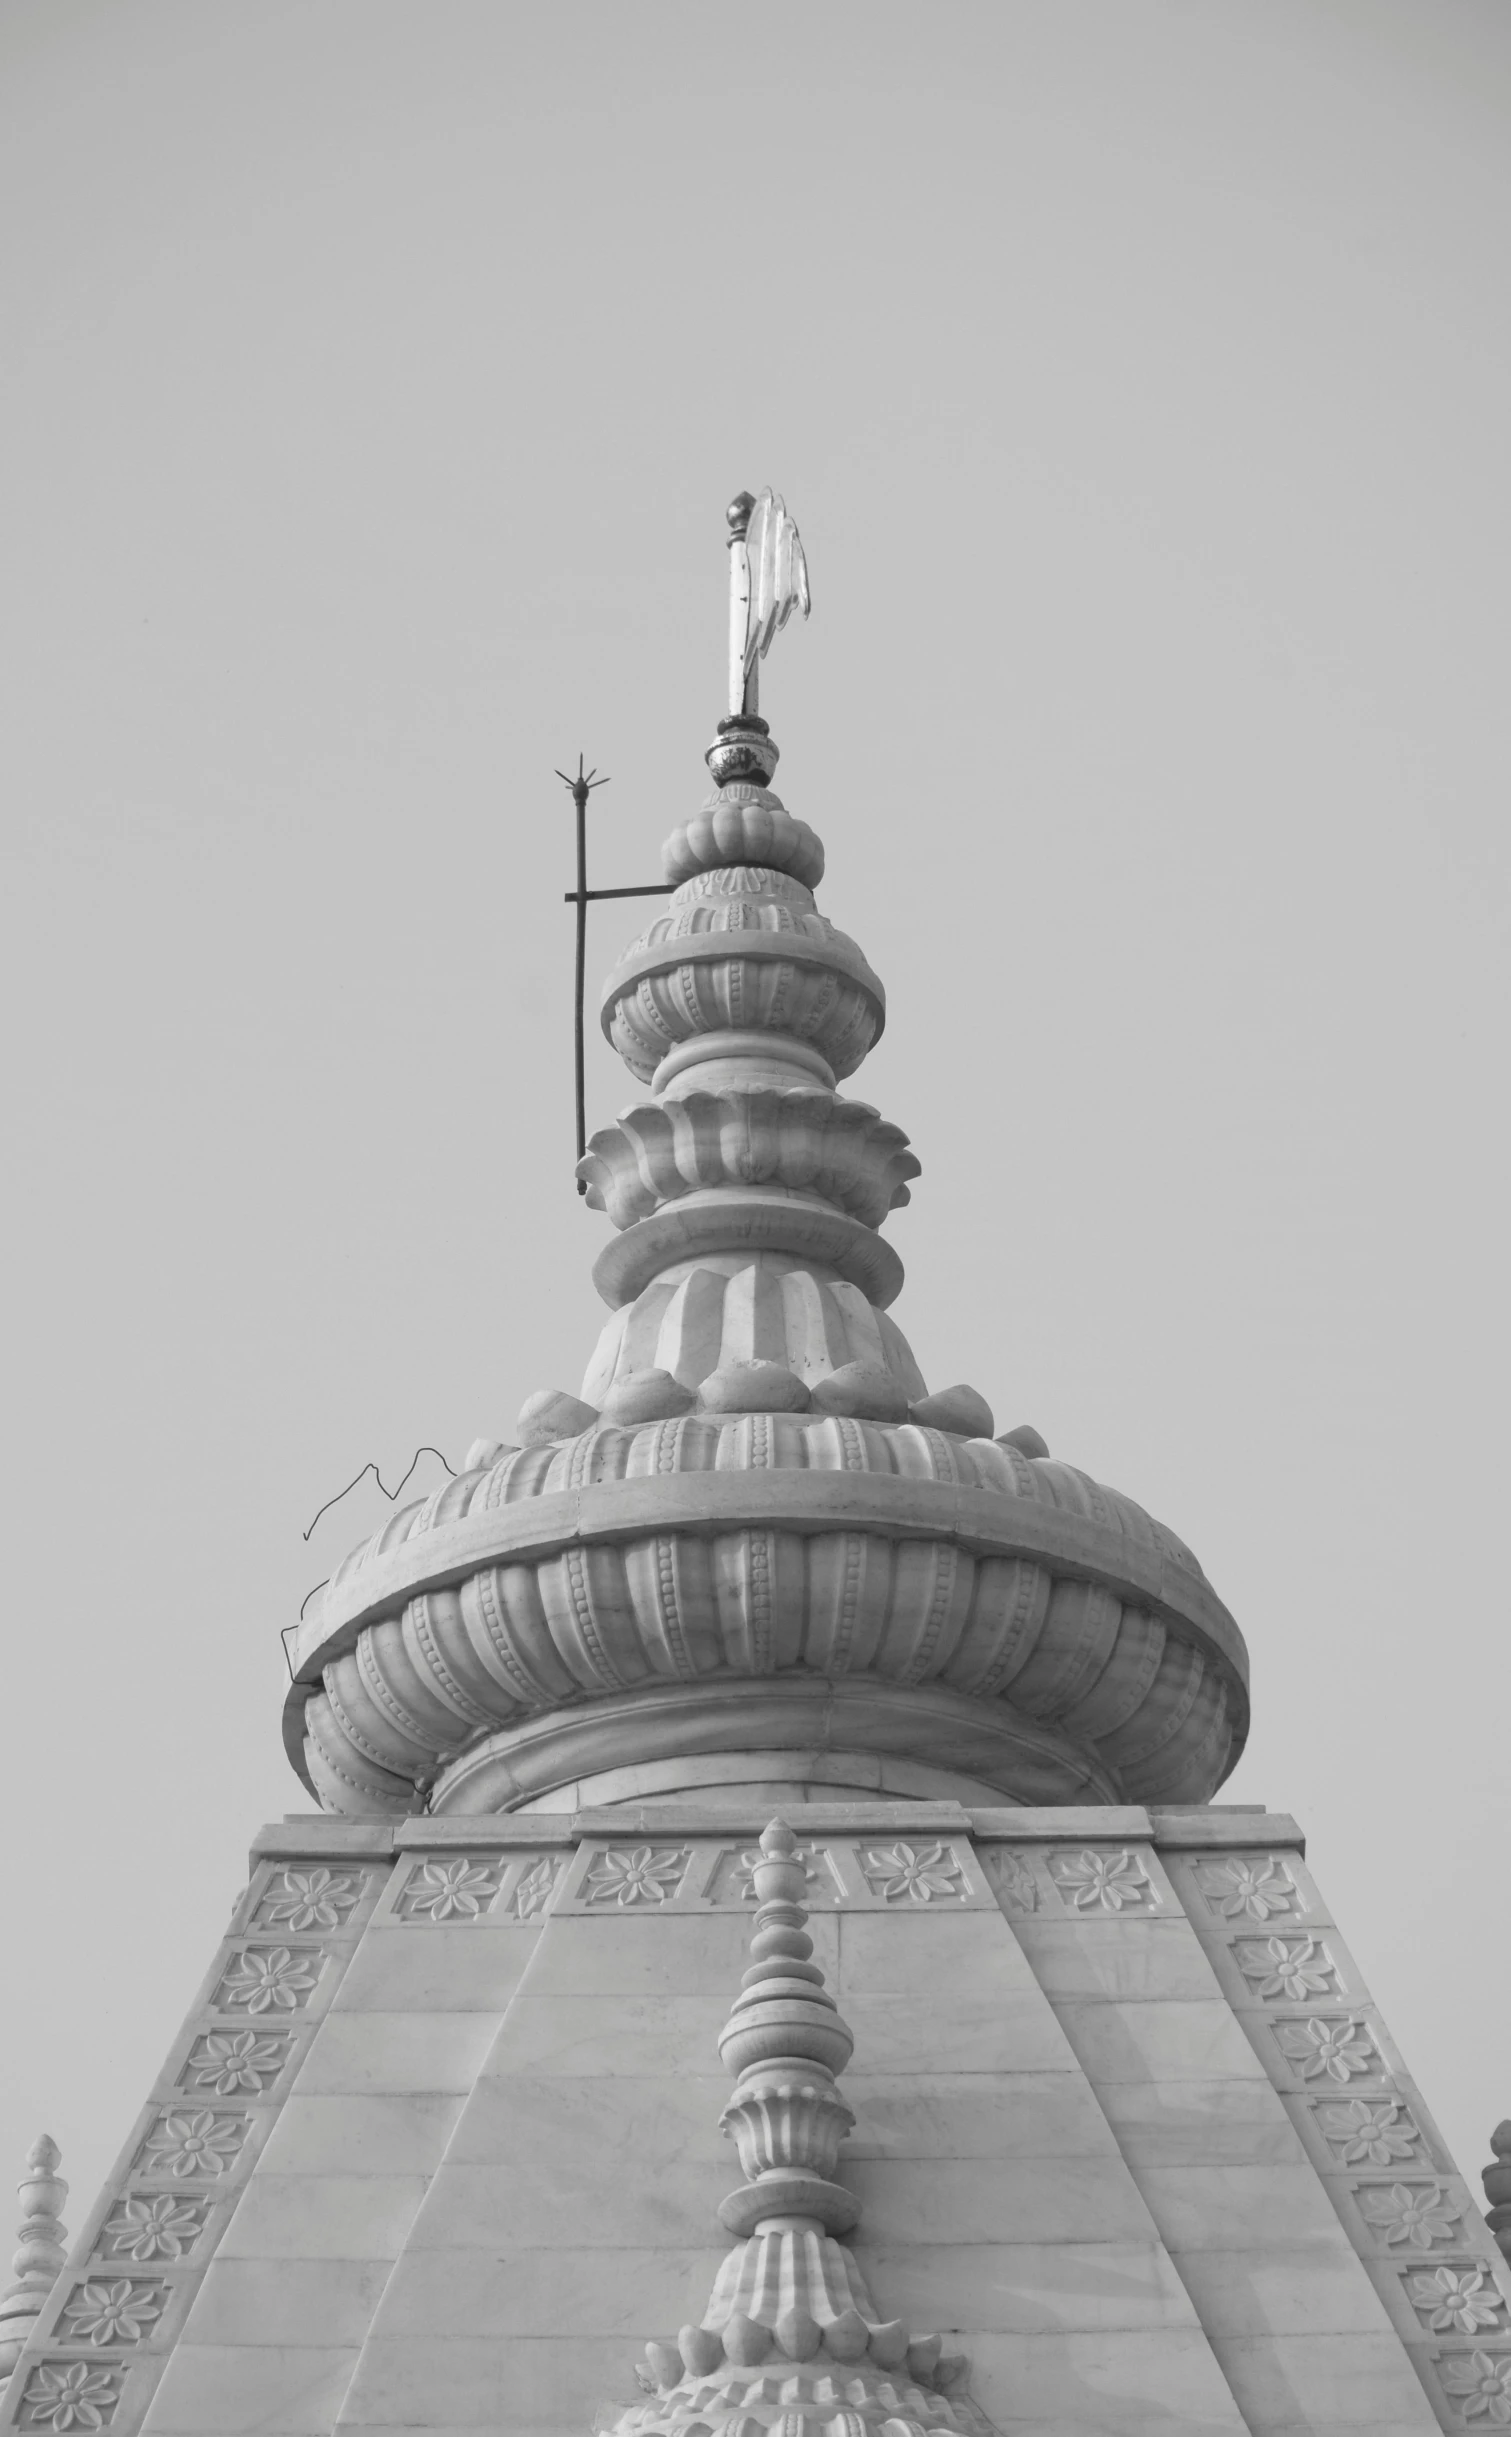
[286,1444,458,1668]
[301,1445,456,1542]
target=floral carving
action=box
[510,1856,562,1920]
[183,2029,289,2095]
[1408,2267,1507,2334]
[215,1946,319,2014]
[138,2109,248,2179]
[1439,2350,1511,2424]
[1235,1935,1337,2002]
[982,1850,1039,1914]
[1275,2015,1376,2082]
[255,1866,363,1931]
[98,2193,207,2263]
[60,2279,164,2346]
[1315,2097,1422,2166]
[859,1840,965,1904]
[398,1858,503,1921]
[1195,1855,1299,1921]
[19,2363,123,2430]
[1360,2180,1464,2247]
[1048,1848,1154,1913]
[581,1846,690,1908]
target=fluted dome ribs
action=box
[582,1266,926,1408]
[293,1419,1244,1817]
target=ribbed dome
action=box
[286,1416,1246,1821]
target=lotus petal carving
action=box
[580,1090,919,1230]
[664,791,825,890]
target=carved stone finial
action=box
[603,1822,997,2434]
[716,1818,857,2238]
[581,488,918,1400]
[0,2135,68,2382]
[1483,2121,1511,2260]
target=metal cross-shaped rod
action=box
[557,756,670,1195]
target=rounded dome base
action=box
[427,1674,1124,1815]
[498,1747,1022,1815]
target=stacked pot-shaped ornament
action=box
[284,754,1249,1819]
[583,785,916,1343]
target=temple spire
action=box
[288,486,1240,1838]
[605,1820,993,2436]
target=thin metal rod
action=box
[560,884,671,903]
[573,779,587,1189]
[727,489,754,720]
[556,756,609,1196]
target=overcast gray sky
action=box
[3,0,1508,2229]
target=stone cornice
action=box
[246,1802,1306,1867]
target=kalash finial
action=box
[708,488,811,791]
[602,1820,997,2437]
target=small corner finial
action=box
[759,1816,797,1858]
[0,2134,68,2382]
[726,491,756,541]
